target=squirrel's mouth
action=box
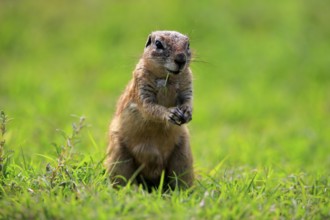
[166,69,181,75]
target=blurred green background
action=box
[1,0,329,172]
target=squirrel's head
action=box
[143,31,191,75]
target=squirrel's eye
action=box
[155,40,164,49]
[187,42,190,50]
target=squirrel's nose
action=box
[174,53,186,69]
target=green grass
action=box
[1,0,330,219]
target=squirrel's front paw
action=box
[168,105,192,126]
[179,105,192,124]
[168,107,184,126]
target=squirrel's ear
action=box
[145,35,152,48]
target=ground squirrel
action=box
[105,31,194,190]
